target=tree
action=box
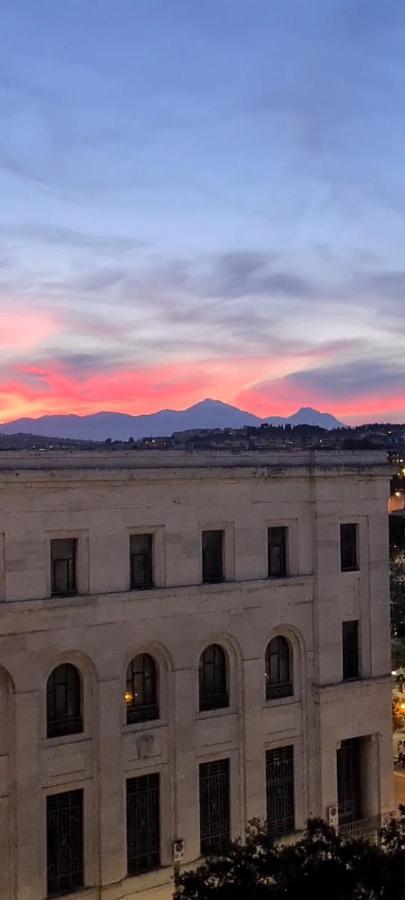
[174,813,405,900]
[391,551,405,639]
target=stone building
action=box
[0,449,394,899]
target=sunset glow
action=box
[1,2,405,427]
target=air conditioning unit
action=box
[173,839,185,863]
[327,805,339,829]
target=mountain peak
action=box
[188,398,228,409]
[0,400,343,441]
[286,407,343,428]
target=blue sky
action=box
[1,0,405,422]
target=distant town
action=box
[1,420,405,455]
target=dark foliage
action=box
[174,812,405,900]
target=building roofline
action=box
[0,448,389,480]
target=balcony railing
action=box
[266,681,293,701]
[339,814,381,843]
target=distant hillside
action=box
[266,407,342,430]
[0,399,343,442]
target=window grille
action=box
[199,644,229,711]
[47,664,82,739]
[199,759,230,856]
[130,533,154,588]
[268,527,287,577]
[125,654,159,724]
[47,789,83,897]
[340,523,358,571]
[127,774,160,875]
[51,538,77,595]
[342,621,360,680]
[266,745,295,836]
[337,738,361,825]
[202,530,224,583]
[265,637,293,700]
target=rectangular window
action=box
[340,523,358,571]
[266,745,295,836]
[337,738,361,825]
[268,527,287,578]
[199,759,230,855]
[127,774,160,875]
[47,789,83,897]
[342,620,359,680]
[130,533,154,589]
[51,539,77,596]
[202,530,224,583]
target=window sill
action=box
[8,574,314,608]
[314,674,390,692]
[197,706,232,720]
[41,732,89,748]
[340,568,359,574]
[202,578,225,585]
[130,584,155,591]
[263,695,297,709]
[122,718,166,733]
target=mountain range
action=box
[0,400,343,442]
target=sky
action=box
[1,0,405,425]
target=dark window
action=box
[199,759,230,856]
[130,533,154,589]
[266,745,295,836]
[127,774,160,875]
[47,664,82,739]
[265,637,293,700]
[337,738,361,824]
[268,527,287,578]
[202,530,224,583]
[51,539,77,596]
[125,654,159,724]
[199,645,229,711]
[47,789,83,897]
[340,523,358,572]
[342,621,360,680]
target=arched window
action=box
[125,654,159,724]
[199,644,229,711]
[265,637,293,701]
[47,663,82,738]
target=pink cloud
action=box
[1,309,57,352]
[1,352,405,425]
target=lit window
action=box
[126,654,159,724]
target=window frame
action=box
[50,538,77,596]
[267,526,288,578]
[126,773,160,876]
[129,532,154,590]
[265,636,293,701]
[266,745,295,837]
[202,529,225,584]
[342,620,360,681]
[199,644,229,712]
[46,663,83,740]
[340,523,359,572]
[199,758,230,856]
[46,788,84,897]
[337,738,362,825]
[125,653,159,725]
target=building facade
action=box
[0,449,394,899]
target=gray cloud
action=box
[204,252,315,300]
[281,359,405,400]
[0,223,141,254]
[360,270,405,305]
